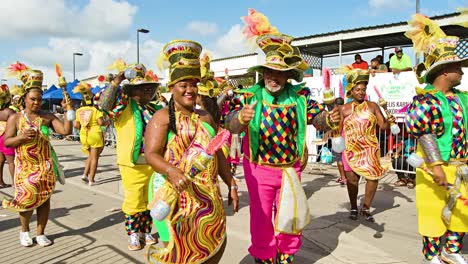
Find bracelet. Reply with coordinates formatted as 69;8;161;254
237;111;248;126
230;185;238;190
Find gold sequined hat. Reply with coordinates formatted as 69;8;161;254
158;40;202;86
73;81;94;105
198;53;220;98
405;13;468;84
345;69;370;97
247;33;308;82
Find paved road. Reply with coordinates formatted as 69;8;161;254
0;139;466;263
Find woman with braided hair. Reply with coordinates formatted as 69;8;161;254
3;66;72;247
145;40;237;264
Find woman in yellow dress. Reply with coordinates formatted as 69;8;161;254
73;82;104;186
340;69;394;222
145;40;236;264
3;66;72;247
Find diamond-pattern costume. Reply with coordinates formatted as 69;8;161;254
229;81;326;260
406;85;468;238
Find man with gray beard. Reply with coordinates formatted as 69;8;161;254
226;32;339;264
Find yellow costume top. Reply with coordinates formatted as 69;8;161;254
76;106;104;154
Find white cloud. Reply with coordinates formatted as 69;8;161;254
214;24;253;57
11;37;165;86
0;0;137;41
186;21;219;36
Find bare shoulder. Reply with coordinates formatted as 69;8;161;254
150;107;170;125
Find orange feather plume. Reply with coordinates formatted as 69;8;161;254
55;63;63;77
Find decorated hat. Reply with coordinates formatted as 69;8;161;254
107;59;160;93
345;69;370;97
405;13;468;84
0;84;11;109
73;81;94;105
6;62;43;99
198;53;220;98
158;40;202;86
121;64;160;93
242;9;308;82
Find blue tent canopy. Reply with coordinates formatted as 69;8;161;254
42;80;104;105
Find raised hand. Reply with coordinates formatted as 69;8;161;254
239;101;257;125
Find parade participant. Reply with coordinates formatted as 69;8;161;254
340;69;394;222
94;62;161;251
0;84;16;188
405;13;468;264
226;9;340;263
3;64;72;247
197;52;239;209
146;39;234;263
73;81;104;186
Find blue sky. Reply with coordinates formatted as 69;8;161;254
0;0;466;85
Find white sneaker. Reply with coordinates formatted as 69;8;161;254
128;233;141;251
441;247;467;264
36;235;52;247
144;233;157;245
19;232;33;247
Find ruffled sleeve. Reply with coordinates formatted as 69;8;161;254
405;93;444;138
94;87;129;120
297;87;325;124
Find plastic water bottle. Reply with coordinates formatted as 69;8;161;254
66;110;76;121
150;200;171;221
124;68;137;80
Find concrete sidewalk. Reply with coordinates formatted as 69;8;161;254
0;139;466;263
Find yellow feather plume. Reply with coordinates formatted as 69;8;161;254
107;58;127;72
404;13;446;54
156;50;170;71
455;8;468;28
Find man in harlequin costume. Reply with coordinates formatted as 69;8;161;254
405;13;468;264
226;9;340;264
94;63;162;251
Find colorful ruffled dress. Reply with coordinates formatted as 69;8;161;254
406;86;468;237
2;112;59;212
147;111;226;264
342;101;386;180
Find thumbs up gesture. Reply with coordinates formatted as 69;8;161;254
238;101;257;125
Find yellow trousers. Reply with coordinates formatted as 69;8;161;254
120;164;153;215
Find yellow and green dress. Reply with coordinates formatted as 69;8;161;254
2;112;61;211
147;111;226;264
406;85;467;239
76;106;104;154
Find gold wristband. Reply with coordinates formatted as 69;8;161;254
237;111;247;126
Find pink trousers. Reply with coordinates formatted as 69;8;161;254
243;158;302;260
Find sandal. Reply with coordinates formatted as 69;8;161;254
349;209;358;220
360;207;375;222
393;180;407;187
336;178;347;185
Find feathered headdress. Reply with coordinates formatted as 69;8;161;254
404;13;446;54
405;12;468;84
6;61;30;79
198;52;220;98
241;8;278;41
241;9;307;82
0;84;11;108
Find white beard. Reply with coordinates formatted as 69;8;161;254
265;83;284;94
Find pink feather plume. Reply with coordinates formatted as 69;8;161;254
373;85;383;99
322;68;331;90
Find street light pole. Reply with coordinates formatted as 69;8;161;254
73;52;83;81
137;28;150;64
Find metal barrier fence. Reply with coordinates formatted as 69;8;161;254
306;122;417;175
